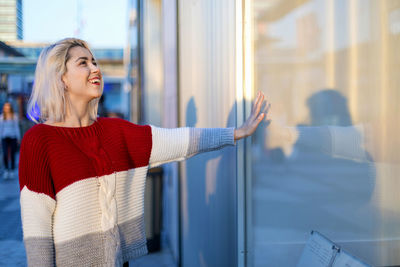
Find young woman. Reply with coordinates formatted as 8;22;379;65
0;102;20;179
19;38;268;267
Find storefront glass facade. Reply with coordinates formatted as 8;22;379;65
249;0;400;266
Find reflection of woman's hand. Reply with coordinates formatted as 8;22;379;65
264;113;299;156
234;92;269;141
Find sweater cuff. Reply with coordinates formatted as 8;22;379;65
187;127;235;156
222;127;235;146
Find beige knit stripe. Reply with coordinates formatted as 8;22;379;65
20;186;56;239
53;167;148;243
116;167;148;224
149;126;190;167
53;176;102;243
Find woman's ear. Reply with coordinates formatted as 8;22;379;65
61;75;68;90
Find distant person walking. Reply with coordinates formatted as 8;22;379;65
18;38;269;267
0;102;20;180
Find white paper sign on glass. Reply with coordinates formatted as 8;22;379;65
333;250;370;267
297;231;371;267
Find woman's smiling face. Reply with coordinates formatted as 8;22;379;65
62;46;103;103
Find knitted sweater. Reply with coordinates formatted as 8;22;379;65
19;117;234;267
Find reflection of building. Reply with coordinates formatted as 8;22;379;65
0;0;23;41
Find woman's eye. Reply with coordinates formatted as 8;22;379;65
80;61;87;65
93;62;97;66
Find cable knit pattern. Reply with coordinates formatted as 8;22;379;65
18;117;235;267
99;174;118;231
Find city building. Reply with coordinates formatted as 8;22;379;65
0;40;31;132
0;0;23;41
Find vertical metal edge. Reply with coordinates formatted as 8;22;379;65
243;0;254;266
176;0;182;266
235;0;246;266
137;0;144;124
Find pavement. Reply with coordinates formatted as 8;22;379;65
129;248;176;267
0;169;26;267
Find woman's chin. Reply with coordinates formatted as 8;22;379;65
89;90;103;100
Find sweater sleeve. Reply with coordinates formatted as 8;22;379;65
148;126;235;167
19;127;56;267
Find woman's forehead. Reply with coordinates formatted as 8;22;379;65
68;46;94;59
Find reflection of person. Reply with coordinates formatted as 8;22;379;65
265;90;372;162
258;90;376;265
18;38;268;267
0;102;21;180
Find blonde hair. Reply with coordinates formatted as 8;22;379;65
28;38;103;123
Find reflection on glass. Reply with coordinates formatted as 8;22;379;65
250;0;400;266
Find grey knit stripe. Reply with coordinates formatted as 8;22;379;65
23;216;147;267
24;237;55;267
120;216;148;262
187;127;235;156
55;231;107;266
119;215;147;252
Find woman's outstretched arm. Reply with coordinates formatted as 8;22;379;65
148;92;268;167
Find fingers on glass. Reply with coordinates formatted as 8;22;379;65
254;92;264;115
263;102;271;114
258;113;265;121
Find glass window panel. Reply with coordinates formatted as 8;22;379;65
249;0;400;266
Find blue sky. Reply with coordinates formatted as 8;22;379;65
23;0;128;48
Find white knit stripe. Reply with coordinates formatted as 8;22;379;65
116;166;148;224
53;167;148;244
20;186;56;239
53;176;103;243
149;126;190;167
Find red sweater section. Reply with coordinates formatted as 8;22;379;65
18;118;152;199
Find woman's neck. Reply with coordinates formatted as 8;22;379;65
58;116;94;127
62;97;92;127
45;106;93;128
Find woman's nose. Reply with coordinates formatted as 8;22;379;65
90;63;100;73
